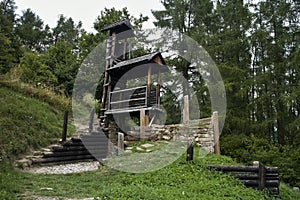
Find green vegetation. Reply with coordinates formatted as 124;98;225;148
0;0;300;199
0;85;73;161
2;154;297;200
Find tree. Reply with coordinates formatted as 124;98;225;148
15;9;49;52
44;40;79;96
0;0;16;22
19;52;57;86
0;3;21;74
52;15;83;47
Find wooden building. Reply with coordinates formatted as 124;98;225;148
99;21;168;145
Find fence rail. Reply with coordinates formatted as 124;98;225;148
207;163;280;196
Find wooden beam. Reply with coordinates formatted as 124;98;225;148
213;111;220;155
118;132;124;151
61;111;68;142
183;95;189;124
157;69;161;106
140;108;146;139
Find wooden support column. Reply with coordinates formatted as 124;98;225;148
89;108;95;133
61;111;68;142
157;69;161;106
213;111;220;155
183;95;189;124
118;132;124;151
258;162;266;190
147;66;152;105
140;108;146;139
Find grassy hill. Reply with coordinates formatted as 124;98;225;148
0;84;299;200
0;84;72;162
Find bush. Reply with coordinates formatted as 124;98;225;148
221;134;300;187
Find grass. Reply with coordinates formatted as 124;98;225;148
0;86;74;162
0;83;300;199
1;154;283;200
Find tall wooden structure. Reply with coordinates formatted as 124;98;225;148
99;21;167;144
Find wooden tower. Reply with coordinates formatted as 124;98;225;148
99;21;167;147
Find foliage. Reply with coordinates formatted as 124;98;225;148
0;86;74;162
0;154;282;200
221;134;300;187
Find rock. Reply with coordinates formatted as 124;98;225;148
136;147;144;151
162;135;171;140
40;187;53;191
293;187;300;192
141;143;155;148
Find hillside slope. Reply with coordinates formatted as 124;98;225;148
0;85;299;200
0;85;71;161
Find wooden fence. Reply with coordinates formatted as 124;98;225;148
207;163;279;196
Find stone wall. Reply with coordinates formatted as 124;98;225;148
124;117;215;153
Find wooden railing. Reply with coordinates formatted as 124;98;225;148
109;85;158;111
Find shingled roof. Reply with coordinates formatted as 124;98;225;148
109;52;166;70
108;52;168;79
101;20;133;34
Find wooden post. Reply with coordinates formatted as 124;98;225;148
186;142;194;161
140;108;146;139
89;108;95;133
118;132;124;152
183;95;189;124
213;111;220;155
258;162;266;190
147;66;152;107
157;69;161;106
61;111;68;142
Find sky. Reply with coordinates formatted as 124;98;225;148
14;0;165;33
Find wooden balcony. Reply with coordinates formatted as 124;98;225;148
105;85;159;114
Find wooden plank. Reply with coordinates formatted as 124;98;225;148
140;108;146;139
42;150;91;158
258;162;266;190
183;95;189;124
212;111;220;155
61;111;68;142
118;132;124;151
231;173;259;180
207;165;259;172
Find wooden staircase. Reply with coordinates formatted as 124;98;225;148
17;133;108;167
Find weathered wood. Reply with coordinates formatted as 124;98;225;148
61;111;68;142
140;108;146;139
42;150;91;158
183;95;189;124
212;111;220;155
89;108;95;132
32;154;96;164
258;162;266;190
207;164;279;196
231;174;259;180
186;143;194;161
118;132;124;151
157;69;161;106
208;165;259;172
241;180;279;187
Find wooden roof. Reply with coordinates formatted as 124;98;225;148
108;52;168;78
101;20;134;38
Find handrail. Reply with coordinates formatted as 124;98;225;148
110;85;147;94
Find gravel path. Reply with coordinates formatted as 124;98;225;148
24;161;100;174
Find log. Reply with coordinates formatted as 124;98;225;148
240;180;279;187
42;150;91;158
32;154;96;164
231;173;258;180
207;165;259;172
